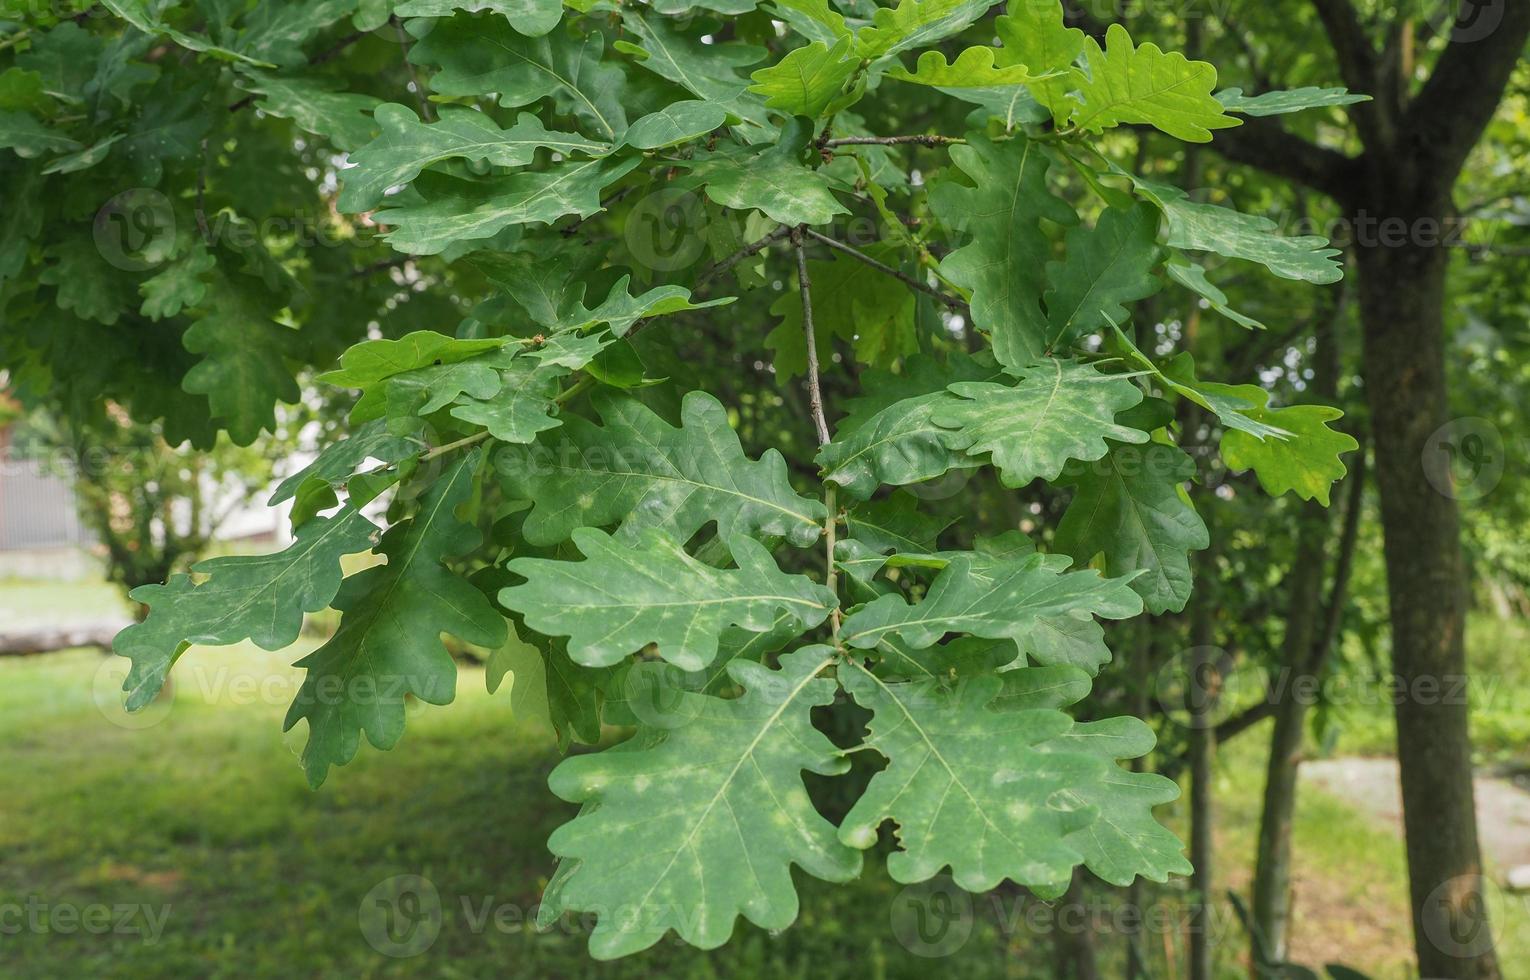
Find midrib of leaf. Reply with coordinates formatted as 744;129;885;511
1075;65;1211;132
531;459;821;534
1045;237;1143;348
630;649;836;917
483;33;618;139
1075;452;1177;591
850;661;1030;854
333;463;471;682
198;510;365;635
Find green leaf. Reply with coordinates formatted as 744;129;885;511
0;68;49;114
770;0;850;45
1043;202;1164;349
931;135;1077;370
854;0;995;59
840;550;1143;660
340;104;609;212
1055;434;1209;615
100;0;274;67
115;508;378;710
621;100;730;150
993;0;1084;122
233;71;382;151
1042;717;1193;884
765;242;918;379
138;243;215;320
846;493;953;556
617;9;766;126
748;37;860;118
320;330;507;419
270;418;419;506
374;156;642;255
931;359;1150;487
839;661;1184;890
501;528;836;671
687;120;848;227
182;279;302;446
818;352;1004;500
885;46;1048;89
543;648;861;958
1221;395;1357;505
1131;176;1343;284
1165;256;1265;330
393;0;565;37
447;346;571;443
412;21;628;141
498;389;827;549
1071;24;1240;142
0;110;81;158
39;238;135;325
1216;86;1370;117
284;455;507;787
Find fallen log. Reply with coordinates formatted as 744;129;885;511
0;621;130;656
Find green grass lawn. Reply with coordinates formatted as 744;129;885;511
1;585;1527;978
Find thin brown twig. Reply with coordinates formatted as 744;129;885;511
801;228;969;313
195;138;212;244
695;224;792;287
793;226;840;637
821;135;963;148
792;227;832;449
392;17;434;122
310;29;368;66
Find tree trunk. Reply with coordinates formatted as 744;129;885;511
1250;312;1355;963
1249;504;1327;966
1355;229;1498;979
1051;867;1099;980
1187;555;1218;980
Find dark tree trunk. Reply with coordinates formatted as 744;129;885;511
1249;502;1327;964
1187;561;1218;980
1354;225;1497;979
1051;867;1099;980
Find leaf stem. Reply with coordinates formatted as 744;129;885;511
792;228;832;449
801;228;969;314
793;226;841;637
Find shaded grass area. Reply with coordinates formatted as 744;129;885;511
1;584;1527;978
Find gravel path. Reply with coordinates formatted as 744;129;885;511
1303;757;1530;878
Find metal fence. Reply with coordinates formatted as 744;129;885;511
0;464;92;551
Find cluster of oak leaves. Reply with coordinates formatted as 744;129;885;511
9;0;1367;960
